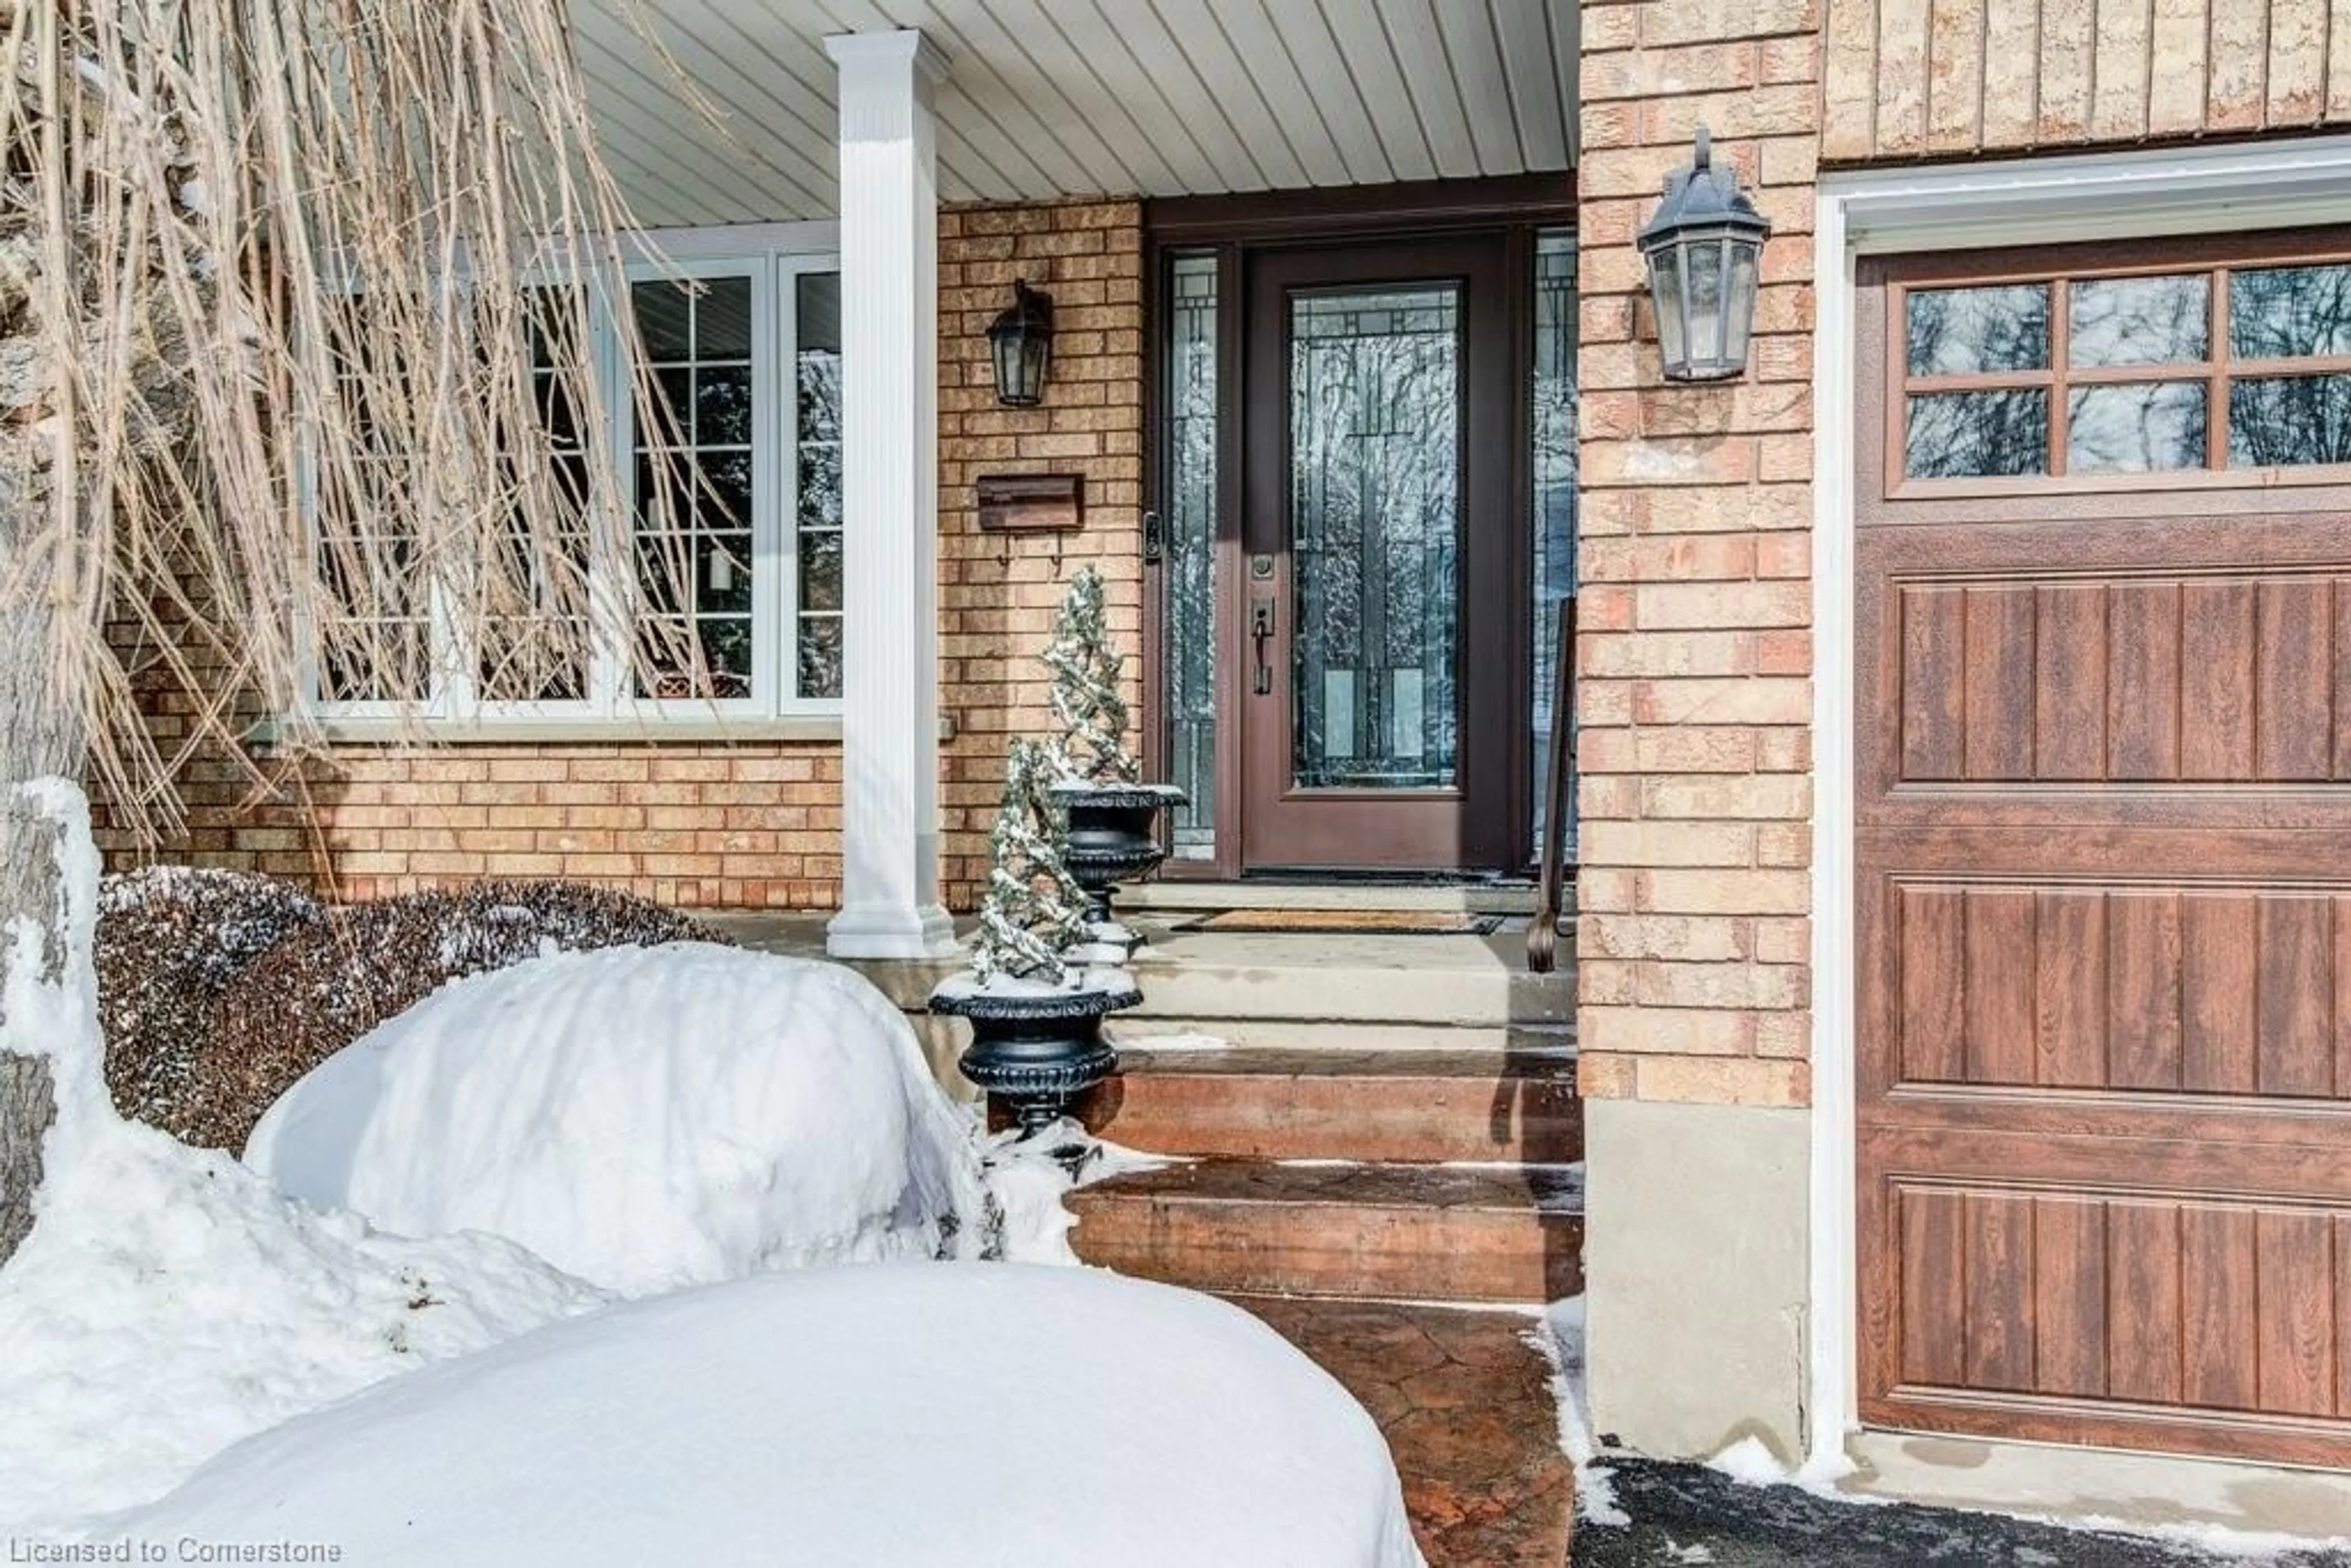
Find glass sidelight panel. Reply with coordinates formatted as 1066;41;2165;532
1164;253;1220;858
1288;284;1463;790
1531;230;1578;858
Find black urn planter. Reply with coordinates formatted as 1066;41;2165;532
1048;782;1186;954
929;972;1144;1136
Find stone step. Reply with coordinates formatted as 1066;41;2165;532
1068;1158;1584;1305
1074;1045;1583;1165
1224;1294;1575;1568
1114;1018;1577;1053
1123;927;1575;1029
1122;879;1556;917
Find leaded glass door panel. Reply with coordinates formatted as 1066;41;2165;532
1239;238;1518;871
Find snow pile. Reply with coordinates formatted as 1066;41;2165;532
182;879;728;1150
0;784;604;1529
247;942;990;1294
0;1122;607;1528
980;1117;1169;1265
1529;1296;1629;1528
124;1263;1428;1568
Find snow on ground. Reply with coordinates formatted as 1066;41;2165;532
981;1116;1169;1265
119;1262;1428;1568
1528;1295;1630;1528
246;943;990;1295
0;783;605;1529
0;1121;608;1528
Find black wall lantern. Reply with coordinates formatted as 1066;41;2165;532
1638;127;1771;382
987;279;1055;407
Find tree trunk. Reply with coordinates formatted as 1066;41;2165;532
0;490;87;1267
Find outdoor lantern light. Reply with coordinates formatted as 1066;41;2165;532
987;279;1054;407
1638;126;1771;381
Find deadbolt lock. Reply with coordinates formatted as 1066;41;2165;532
1248;552;1275;580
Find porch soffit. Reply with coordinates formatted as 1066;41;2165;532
574;0;1578;230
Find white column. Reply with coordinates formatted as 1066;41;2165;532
825;28;957;960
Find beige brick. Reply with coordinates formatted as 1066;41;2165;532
1635;581;1811;630
1635;960;1810;1009
1635;1056;1810;1107
2038;0;2097;140
1580;913;1752;964
2090;0;2153;140
1640;772;1812;820
1641;868;1812;915
1821;0;1880;157
1581;1005;1757;1056
2148;0;2214;136
2271;0;2331;120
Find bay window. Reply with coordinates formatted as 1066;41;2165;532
307;240;844;724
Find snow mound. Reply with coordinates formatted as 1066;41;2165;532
0;1118;606;1529
127;1263;1427;1568
246;943;989;1294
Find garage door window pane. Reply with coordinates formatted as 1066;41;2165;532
1908;285;2050;375
2229;375;2351;468
2230;265;2351;360
2069;383;2207;473
2070;274;2209;367
1908;388;2049;478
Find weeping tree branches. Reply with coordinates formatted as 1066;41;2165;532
0;0;676;1267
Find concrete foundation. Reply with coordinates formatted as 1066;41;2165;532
1585;1098;1810;1466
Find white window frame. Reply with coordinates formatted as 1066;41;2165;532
297;221;842;733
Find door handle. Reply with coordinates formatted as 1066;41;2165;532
1250;597;1275;696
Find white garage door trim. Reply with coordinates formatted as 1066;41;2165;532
1809;130;2351;1469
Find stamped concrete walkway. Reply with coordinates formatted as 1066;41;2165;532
1228;1294;1576;1568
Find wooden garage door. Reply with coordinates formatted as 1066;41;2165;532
1857;230;2351;1466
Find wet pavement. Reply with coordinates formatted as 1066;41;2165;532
1574;1457;2351;1567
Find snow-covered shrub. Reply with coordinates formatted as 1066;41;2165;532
174;880;729;1149
126;1264;1427;1568
95;866;324;1131
246;943;989;1295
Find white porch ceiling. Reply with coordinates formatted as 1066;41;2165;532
574;1;1577;228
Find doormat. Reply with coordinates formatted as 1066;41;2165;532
1174;909;1504;937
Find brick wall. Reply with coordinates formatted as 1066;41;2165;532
937;199;1146;905
1575;0;1821;1110
1823;0;2351;161
113;198;1147;914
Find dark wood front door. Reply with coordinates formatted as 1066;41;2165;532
1856;231;2351;1468
1235;236;1517;872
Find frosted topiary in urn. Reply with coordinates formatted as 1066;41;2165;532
1042;566;1139;785
969;740;1090;987
931;738;1140;1135
1040;567;1187;959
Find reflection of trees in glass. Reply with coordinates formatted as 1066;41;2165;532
2232;265;2351;359
2230;375;2351;467
2068;383;2206;474
1530;232;1577;856
1166;259;1218;852
1907;285;2049;375
2069;275;2207;368
1289;290;1460;787
1907;389;2049;478
797;324;844;700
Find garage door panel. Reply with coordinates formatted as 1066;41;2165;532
1872;1176;2351;1431
1869;874;2351;1098
1870;566;2351;792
